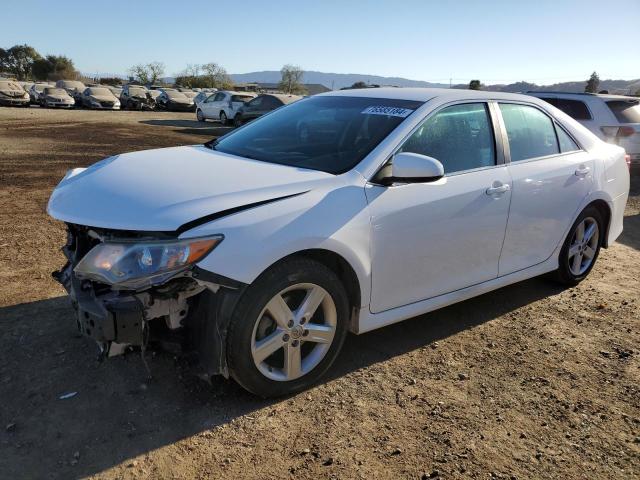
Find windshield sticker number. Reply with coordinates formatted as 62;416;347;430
361;106;414;117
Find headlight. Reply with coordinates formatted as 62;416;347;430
74;235;223;289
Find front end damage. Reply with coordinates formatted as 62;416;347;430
53;224;245;377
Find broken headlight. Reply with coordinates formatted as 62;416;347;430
73;235;223;289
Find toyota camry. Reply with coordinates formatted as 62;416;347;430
47;88;630;397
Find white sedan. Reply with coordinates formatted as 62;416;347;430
47;88;629;397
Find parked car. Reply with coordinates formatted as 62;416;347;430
108;86;123;98
79;87;121;110
120;84;155;110
233;93;302;126
528;92;640;165
28;82;50;104
156;89;195;111
0;80;30;106
193;90;216;108
55;80;86;104
147;90;161;102
39;87;75;108
196;90;256;124
19;81;34;92
47;88;629;397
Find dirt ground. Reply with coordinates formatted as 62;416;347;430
0;106;638;480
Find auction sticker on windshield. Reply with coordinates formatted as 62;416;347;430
361;106;414;117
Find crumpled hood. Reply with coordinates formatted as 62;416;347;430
0;88;26;97
47;145;333;232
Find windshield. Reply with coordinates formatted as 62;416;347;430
212;96;423;174
0;81;22;90
129;87;147;96
165;90;187;99
59;81;85;89
87;87;112;96
44;88;67;96
606;100;640;123
34;84;48;92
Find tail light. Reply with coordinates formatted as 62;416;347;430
625;154;631;170
601;126;636;138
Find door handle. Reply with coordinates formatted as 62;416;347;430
575;165;591;176
486;183;511;195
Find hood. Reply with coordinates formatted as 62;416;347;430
0;88;27;97
48;145;333;232
47;95;72;101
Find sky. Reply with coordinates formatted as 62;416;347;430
2;0;638;84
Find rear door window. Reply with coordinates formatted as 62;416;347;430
606;100;640;123
400;103;496;174
499;103;560;161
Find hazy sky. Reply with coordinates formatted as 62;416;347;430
2;0;638;83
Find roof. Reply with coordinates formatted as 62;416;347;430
321;87;546;103
528;91;639;101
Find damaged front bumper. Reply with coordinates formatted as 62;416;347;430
53;225;245;374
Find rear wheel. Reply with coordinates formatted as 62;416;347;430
227;257;349;397
219;111;228;125
555;206;603;285
234;114;243;127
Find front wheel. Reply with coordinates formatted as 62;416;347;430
555;206;604;285
196;108;205;122
226;257;350;397
233;114;243;127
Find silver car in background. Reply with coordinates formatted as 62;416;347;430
79;87;121;110
0;80;30;107
40;87;75;108
28;83;50;104
55;80;86;105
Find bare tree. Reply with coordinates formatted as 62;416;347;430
468;79;482;90
279;64;306;94
202;62;233;89
147;61;165;84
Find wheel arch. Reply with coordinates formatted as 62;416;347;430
585;198;612;248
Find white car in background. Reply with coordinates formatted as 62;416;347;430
28;82;50;104
196;90;256;124
528;91;640;165
193;90;216;108
47;88;629;397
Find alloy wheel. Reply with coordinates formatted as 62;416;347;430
567;216;599;276
251;283;337;382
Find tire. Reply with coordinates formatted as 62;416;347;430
233;115;243;127
227;257;350;397
554;206;604;285
220;111;228;125
196;108;205;122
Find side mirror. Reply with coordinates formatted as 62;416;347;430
381;152;444;185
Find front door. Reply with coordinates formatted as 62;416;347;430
367;102;512;313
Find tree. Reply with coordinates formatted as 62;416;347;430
279;64;306;94
468;79;482;90
2;44;41;80
32;55;77;81
585;71;600;93
350;81;368;89
202;62;233;89
128;62;165;85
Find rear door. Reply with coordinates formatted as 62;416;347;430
497;102;595;275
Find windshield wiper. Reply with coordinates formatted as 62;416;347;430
204;139;218;150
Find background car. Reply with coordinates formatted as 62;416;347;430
0;80;30;107
156;89;195;111
193;90;216;108
79;87;121;110
107;86;123;98
528;91;640;165
120;84;155;110
28;82;50;104
196;90;256;124
55;80;86;105
233;93;302;126
39;87;75;108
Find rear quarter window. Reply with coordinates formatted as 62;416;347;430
606;100;640;123
553;99;592;120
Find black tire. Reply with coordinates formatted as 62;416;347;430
220;111;228;125
233;114;243;127
554;206;604;286
227;257;350;397
196;108;205;122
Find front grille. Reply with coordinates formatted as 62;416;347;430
100;101;114;107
